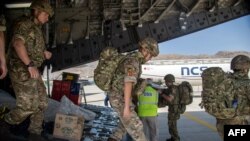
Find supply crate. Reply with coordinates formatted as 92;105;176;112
51;80;71;101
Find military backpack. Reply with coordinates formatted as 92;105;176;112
158;81;193;108
94;47;126;91
199;67;237;119
178;81;193;105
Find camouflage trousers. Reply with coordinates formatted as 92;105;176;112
216;116;248;139
5;76;48;135
108;92;148;141
168;111;180;141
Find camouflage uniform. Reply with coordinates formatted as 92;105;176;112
215;55;250;139
162;84;185;141
108;52;147;141
216;72;249;139
4;16;48;134
106;37;158;141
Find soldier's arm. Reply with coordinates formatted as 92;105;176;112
12;37;39;78
237;95;250;115
0;15;7;79
124;81;133;119
0;31;7;79
160;93;174;102
235;85;250;116
12;38;31;66
12;21;40;78
123;57;140;119
160;89;174;102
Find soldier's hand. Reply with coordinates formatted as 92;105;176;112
28;67;39;79
123;107;131;120
44;50;52;60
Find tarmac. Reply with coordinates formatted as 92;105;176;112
82;85;222;141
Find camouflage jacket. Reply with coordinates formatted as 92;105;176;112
8;16;46;81
110;52;145;94
162;84;180;105
231;72;250;116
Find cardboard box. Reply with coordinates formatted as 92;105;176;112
53;113;84;141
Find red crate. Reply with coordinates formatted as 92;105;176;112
52;80;72;101
51;80;62;101
61;81;71;98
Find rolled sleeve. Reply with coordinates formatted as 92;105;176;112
124;76;137;83
12;21;30;44
123;58;140;83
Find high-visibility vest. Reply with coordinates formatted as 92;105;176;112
138;85;158;117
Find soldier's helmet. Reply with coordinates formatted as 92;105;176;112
30;0;54;17
230;55;250;70
139;37;159;57
164;74;175;82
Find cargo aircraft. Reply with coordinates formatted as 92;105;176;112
0;0;249;72
0;1;250;141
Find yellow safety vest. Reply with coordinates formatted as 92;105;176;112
138;85;158;117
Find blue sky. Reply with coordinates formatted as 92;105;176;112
159;15;250;55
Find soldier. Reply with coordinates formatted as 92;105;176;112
0;14;7;79
216;55;250;139
107;37;159;141
4;0;53;137
160;74;186;141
